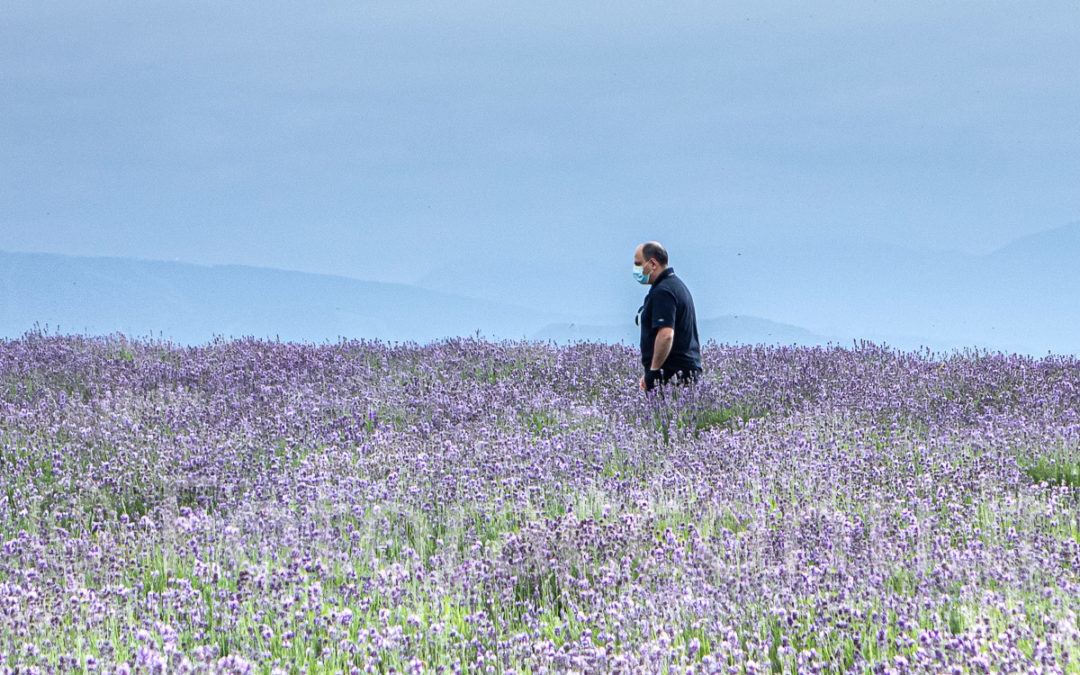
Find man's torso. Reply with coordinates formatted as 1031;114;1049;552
639;268;702;372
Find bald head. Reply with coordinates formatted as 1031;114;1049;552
635;241;668;266
633;241;670;285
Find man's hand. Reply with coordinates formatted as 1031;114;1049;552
641;369;663;391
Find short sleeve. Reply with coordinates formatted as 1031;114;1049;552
650;288;677;329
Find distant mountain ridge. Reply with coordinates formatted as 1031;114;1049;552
3;222;1078;355
0;251;555;344
536;314;831;347
1;250;829;347
419;223;1080;355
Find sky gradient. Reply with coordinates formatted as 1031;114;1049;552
2;1;1079;287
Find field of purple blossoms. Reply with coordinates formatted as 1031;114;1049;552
1;333;1079;675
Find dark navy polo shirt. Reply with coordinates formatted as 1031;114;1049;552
639;267;702;372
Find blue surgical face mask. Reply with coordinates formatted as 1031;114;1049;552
633;264;650;285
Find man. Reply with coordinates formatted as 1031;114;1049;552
634;241;702;391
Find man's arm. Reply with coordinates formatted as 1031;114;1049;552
650;326;674;370
639;327;675;390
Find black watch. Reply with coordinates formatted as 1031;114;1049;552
644;369;663;389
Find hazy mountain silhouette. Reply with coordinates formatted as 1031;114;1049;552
535;314;831;346
1;250;838;348
0;251;554;344
4;222;1078;354
421;223;1080;355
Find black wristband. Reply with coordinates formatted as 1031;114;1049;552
644;369;663;389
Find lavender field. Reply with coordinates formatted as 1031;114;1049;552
1;334;1079;674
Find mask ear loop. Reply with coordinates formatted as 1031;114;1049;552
635;305;644;326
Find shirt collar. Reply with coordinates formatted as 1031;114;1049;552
651;267;675;286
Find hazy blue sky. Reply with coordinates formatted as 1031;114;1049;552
2;1;1079;284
